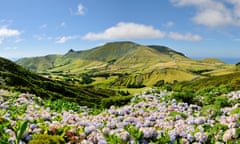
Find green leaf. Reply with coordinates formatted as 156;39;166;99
0;139;9;144
16;120;29;143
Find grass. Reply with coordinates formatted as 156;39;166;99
0;57;132;108
16;41;235;89
173;72;240;92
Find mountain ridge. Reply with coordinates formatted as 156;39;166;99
17;41;190;72
16;41;235;87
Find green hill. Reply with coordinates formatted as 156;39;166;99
174;72;240;91
17;54;61;72
0;57;131;107
16;41;235;88
17;41;189;72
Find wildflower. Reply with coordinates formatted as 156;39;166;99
84;125;96;135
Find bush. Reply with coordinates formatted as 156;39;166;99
154;80;165;87
214;96;230;107
200;104;221;118
170;89;196;104
100;96;132;108
29;134;65;144
202;123;228;143
125;125;143;142
127;83;145;88
169;111;188;119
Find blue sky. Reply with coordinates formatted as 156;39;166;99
0;0;240;62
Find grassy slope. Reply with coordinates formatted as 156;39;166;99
112;68;197;87
16;42;190;72
16;41;235;87
0;57;131;107
174;72;240;91
17;54;61;72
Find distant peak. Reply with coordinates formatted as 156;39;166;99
104;41;138;46
67;49;75;53
201;58;225;64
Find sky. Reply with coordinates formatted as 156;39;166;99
0;0;240;63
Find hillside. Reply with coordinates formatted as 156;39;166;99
17;41;235;87
17;41;189;72
173;72;240;91
0;57;131;107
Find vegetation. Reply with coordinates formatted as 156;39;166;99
125;125;143;142
0;117;10;144
0;57;131;108
29;134;65;144
173;72;240;92
154;80;165;87
13;120;29;144
236;62;240;66
0;41;239;143
16;41;235;88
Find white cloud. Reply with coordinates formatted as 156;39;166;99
170;0;212;6
192;9;233;27
56;36;79;43
168;32;202;41
34;34;52;41
83;22;165;40
0;27;21;37
56;22;66;30
4;46;17;50
165;21;175;27
15;38;23;43
77;3;85;15
83;22;201;41
233;38;240;41
0;19;13;26
60;22;65;27
227;0;240;18
0;38;3;44
40;24;47;29
170;0;240;27
0;26;21;44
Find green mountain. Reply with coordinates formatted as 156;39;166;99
17;41;235;87
0;57;131;107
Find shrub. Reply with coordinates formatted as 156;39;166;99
29;134;65;144
127;83;145;88
0;117;10;143
125;125;143;142
100;95;132;108
200;104;221;118
170;89;196;104
42;99;80;112
230;107;240;114
154;80;165;87
169;111;188;119
105;134;127;144
202;123;228;143
214;96;230;107
236;62;240;66
152;131;170;144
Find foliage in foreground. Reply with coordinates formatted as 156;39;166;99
29;134;65;144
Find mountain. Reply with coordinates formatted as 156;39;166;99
17;41;235;87
0;57;131;107
17;41;188;72
200;58;225;64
